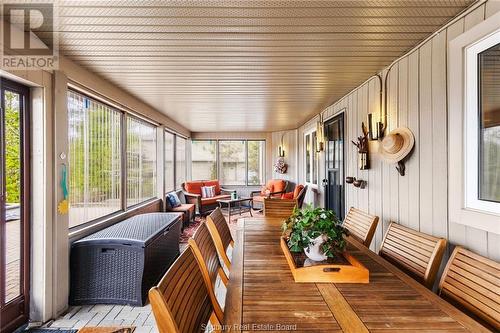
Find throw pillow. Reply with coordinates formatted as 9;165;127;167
166;192;182;208
281;192;294;199
201;185;216;198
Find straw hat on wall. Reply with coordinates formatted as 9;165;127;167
379;127;415;163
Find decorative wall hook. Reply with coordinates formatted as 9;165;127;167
396;160;406;176
346;176;367;189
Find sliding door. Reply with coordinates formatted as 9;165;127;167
0;78;30;333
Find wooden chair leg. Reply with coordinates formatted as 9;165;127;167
210;312;222;333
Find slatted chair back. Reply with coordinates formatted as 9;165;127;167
189;222;229;307
343;207;379;247
438;246;500;331
379;222;446;289
206;207;234;270
149;245;223;333
263;198;297;218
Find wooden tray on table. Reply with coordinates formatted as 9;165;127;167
280;237;369;283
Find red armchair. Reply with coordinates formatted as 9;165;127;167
250;179;288;210
182;180;233;215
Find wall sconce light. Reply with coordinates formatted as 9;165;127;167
278;134;285;157
367;113;383;141
316;114;325;153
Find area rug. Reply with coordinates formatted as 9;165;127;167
179;210;262;244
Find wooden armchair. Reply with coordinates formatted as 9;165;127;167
379;222;446;289
251;179;288;209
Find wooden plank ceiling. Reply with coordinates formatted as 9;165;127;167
58;0;475;132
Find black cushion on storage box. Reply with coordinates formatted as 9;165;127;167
70;212;182;306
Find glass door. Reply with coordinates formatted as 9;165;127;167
0;78;30;333
323;113;345;220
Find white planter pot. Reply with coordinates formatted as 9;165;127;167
304;234;328;261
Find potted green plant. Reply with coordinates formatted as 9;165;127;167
282;205;347;261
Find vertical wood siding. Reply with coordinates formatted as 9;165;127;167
291;1;500;261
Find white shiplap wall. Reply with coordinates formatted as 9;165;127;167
294;0;500;261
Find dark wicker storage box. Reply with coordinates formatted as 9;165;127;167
70;213;182;306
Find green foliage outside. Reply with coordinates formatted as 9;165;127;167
68;102;121;204
4;91;21;204
282;205;347;258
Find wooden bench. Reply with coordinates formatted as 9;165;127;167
343;207;379;247
438;246;500;331
379;222;446;289
263;198;297;218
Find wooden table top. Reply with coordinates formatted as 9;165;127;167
223;217;491;333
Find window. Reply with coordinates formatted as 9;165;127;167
191;140;217;180
478;43;500;203
305;130;317;186
68;90;122;227
449;18;500;234
190;139;265;185
126;116;157;207
175;136;187;188
219;141;246;185
247;140;266;185
164;131;174;192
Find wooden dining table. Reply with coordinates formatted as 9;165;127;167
223;217;490;332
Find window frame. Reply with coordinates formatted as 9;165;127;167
304;128;318;188
464;31;500;215
190;139;218;182
67;87;161;232
449;11;500;235
125;114;158;208
174;134;188;190
190;139;266;186
164;129;175;193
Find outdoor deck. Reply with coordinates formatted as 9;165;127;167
5;219;20;303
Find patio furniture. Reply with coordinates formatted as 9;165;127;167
165;190;195;229
250;179;288;210
182;180;232;215
379;222;447;289
439;246;500;331
70;213;182;306
224;216;488;332
263;198;297;218
217;197;253;221
188;222;229;310
281;184;308;208
206;208;234;270
343;207;379;247
149;245;223;333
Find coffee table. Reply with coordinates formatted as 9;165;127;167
217;197;253;221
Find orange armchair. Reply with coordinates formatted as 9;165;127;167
250;179;288;210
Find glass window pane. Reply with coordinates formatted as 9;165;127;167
175;136;187;188
305;134;311;183
164;131;174;192
247;141;265;185
3;90;22;302
479;43;500;203
68;90;122;227
312;131;318;184
192;140;217;180
219;141;246;185
126;116;157;207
